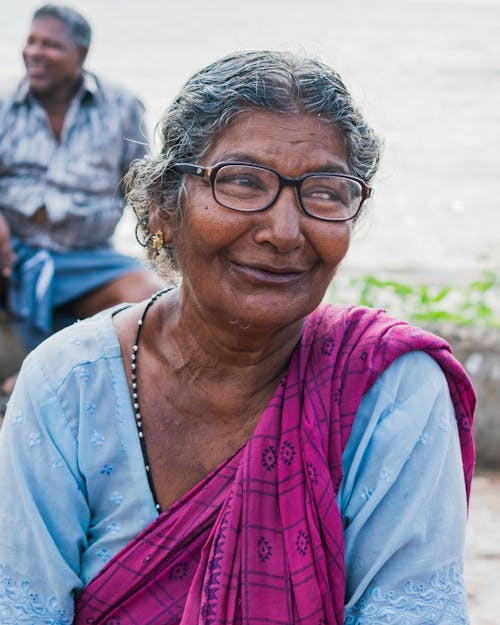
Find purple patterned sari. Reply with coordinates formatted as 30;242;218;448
75;305;475;625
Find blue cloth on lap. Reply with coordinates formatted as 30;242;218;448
6;236;145;349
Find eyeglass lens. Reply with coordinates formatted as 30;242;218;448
213;164;362;220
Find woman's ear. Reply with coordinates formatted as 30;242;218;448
148;205;173;245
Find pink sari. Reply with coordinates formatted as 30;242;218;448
75;305;475;625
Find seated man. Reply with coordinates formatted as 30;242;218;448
0;4;163;394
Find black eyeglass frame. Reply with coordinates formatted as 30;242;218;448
173;162;373;222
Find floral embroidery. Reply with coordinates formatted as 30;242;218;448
90;430;105;446
100;464;113;475
257;537;272;563
11;409;23;423
457;412;471;431
438;416;450;432
51;456;64;469
29;432;42;447
345;563;468;625
280;440;296;466
262;446;277;471
296;529;309;556
418;431;430;446
361;487;373;501
307;462;318;484
97;548;112;563
110;491;124;506
78;368;90;383
0;565;71;624
379;467;394;483
321;336;335;355
168;562;188;581
106;521;121;534
85;401;96;415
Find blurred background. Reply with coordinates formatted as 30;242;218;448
2;2;500;623
3;0;499;281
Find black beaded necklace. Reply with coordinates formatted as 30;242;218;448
130;288;173;514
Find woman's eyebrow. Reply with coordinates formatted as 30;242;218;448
210;152;260;164
210;153;350;174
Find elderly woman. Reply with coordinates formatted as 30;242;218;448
0;51;474;624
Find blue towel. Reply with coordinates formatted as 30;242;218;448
7;237;146;349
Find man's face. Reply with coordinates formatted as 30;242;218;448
22;16;86;97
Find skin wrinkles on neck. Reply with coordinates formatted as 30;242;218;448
114;292;288;510
148;293;304;396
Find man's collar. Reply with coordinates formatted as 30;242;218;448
13;78;31;104
80;71;98;97
13;70;98;104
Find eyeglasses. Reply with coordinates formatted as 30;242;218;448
174;161;372;222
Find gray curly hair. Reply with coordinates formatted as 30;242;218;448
126;50;382;280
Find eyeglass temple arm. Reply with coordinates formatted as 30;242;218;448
173;163;206;178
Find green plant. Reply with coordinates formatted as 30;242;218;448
327;271;500;328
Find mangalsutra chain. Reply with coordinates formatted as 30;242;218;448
131;288;173;513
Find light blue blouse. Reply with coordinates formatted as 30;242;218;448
0;309;469;624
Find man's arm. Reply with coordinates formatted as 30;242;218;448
0;85;17;278
0;212;15;278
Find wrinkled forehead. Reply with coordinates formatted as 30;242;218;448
207;110;346;160
202;108;346;160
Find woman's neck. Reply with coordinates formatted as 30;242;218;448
144;289;305;424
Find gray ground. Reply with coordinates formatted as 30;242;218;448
465;471;500;624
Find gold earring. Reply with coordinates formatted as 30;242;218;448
152;230;163;251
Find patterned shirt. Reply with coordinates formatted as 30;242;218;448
0;72;148;252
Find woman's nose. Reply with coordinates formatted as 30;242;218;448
253;186;304;252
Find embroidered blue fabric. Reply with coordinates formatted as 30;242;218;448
344;563;468;624
0;310;470;624
0;564;71;625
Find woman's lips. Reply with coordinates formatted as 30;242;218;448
231;261;309;285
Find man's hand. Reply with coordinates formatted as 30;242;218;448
0;213;15;278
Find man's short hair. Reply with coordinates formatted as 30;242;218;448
32;4;92;48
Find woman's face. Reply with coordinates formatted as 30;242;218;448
168;110;353;333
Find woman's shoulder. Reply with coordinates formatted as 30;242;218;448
371;349;449;402
309;303;408;333
4;307;131;444
308;303;452;370
21;306;125;392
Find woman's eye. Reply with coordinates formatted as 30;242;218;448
219;175;263;189
314;190;337;200
304;187;341;203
